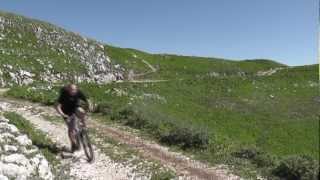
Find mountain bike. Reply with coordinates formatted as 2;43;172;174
70;114;94;162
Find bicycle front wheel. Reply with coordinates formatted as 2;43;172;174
80;129;94;162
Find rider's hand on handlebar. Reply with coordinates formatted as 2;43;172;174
87;100;94;113
79;120;86;128
62;115;69;122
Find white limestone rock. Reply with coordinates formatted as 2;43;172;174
0;133;15;143
15;135;32;146
0;162;29;180
0;174;9;180
2;154;30;167
38;158;53;180
0;122;18;134
0;116;9;123
3;145;18;153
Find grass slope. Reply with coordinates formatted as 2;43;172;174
6;64;319;177
2;11;319;179
0;12;85;78
0;11;119;85
106;45;286;80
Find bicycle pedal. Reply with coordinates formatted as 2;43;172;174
61;152;73;159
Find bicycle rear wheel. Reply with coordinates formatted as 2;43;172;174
80;129;94;162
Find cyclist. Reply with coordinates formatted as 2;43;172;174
55;84;90;153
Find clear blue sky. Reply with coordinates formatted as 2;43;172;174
0;0;318;65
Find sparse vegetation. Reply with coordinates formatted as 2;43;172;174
113;104;209;149
273;155;319;180
232;146;276;168
150;171;175;180
6;63;319;178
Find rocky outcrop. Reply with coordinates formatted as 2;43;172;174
0;115;54;180
0;12;125;86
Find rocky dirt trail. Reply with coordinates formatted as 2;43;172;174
89;121;240;180
0;97;241;180
0;99;151;180
140;59;157;73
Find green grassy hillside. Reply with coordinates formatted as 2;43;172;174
106;45;286;80
0;11;123;86
2;11;319;179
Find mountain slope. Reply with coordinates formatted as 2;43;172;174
105;45;286;80
0;11;288;87
0;11;124;86
1;11;319;179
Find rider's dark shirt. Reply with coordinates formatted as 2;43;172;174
57;87;87;116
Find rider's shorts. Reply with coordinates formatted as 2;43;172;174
67;107;86;132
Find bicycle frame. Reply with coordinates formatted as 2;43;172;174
69;114;94;162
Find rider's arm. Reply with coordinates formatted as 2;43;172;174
79;91;88;103
55;103;68;119
56;88;68;119
78;91;93;112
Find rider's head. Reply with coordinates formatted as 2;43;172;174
66;84;78;96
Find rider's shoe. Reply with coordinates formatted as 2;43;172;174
71;143;80;153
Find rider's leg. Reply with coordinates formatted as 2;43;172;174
67;115;79;152
75;107;86;126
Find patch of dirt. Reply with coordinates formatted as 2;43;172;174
256;67;284;76
0;88;9;95
141;59;157;73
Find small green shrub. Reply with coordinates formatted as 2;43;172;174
272;155;319;180
5;85;58;105
112;106;209;149
232;146;275;167
113;107;149;129
160;125;209;149
150;171;175;180
93;102;112;115
233;147;259;159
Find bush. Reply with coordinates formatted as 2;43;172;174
272;155;319;180
93;102;112;115
150;171;175;180
113;107;150;129
232;146;275;167
233;147;259;159
112;106;209;149
5;85;58;105
160;125;209;149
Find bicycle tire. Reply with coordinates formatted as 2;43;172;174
80;129;94;162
